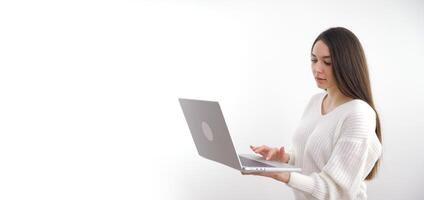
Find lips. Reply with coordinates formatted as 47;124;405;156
315;77;326;80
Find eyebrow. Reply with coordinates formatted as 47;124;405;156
311;53;331;59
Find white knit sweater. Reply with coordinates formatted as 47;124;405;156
287;92;382;200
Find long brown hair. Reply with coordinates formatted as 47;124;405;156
312;27;382;180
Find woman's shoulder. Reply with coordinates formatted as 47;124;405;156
309;91;326;104
345;99;376;119
304;92;326;110
339;99;381;149
339;99;377;137
298;92;325;119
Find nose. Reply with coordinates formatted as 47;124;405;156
312;61;324;75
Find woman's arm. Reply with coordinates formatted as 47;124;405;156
287;111;382;199
243;109;382;200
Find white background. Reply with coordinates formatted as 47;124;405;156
1;0;423;199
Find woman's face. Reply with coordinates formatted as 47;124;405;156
311;40;337;90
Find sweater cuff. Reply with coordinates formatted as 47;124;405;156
288;172;315;194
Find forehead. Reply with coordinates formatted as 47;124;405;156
312;40;330;57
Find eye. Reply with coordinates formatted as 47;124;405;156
311;58;318;63
324;61;332;66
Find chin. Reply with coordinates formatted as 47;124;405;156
316;84;328;90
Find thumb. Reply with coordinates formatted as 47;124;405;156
279;147;285;158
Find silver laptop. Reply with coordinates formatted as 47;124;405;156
179;98;301;173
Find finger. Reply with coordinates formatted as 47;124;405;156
242;172;276;179
254;145;268;153
253;146;261;153
274;147;283;159
241;172;260;176
266;148;277;160
254;148;269;157
252;145;264;151
257;172;277;178
277;147;284;159
280;146;285;153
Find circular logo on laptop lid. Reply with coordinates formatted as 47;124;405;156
201;121;214;141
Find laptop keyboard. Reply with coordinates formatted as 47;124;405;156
239;156;273;167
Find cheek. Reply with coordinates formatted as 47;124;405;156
324;67;333;78
326;68;337;85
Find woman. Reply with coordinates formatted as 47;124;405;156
242;27;382;200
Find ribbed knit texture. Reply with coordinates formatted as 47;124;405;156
287;92;382;200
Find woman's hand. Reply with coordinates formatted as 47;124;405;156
241;171;291;184
242;145;291;183
250;145;290;163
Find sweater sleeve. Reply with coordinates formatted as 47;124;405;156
287;109;382;200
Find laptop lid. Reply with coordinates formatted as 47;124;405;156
179;98;242;170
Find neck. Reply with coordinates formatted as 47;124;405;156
325;87;351;107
